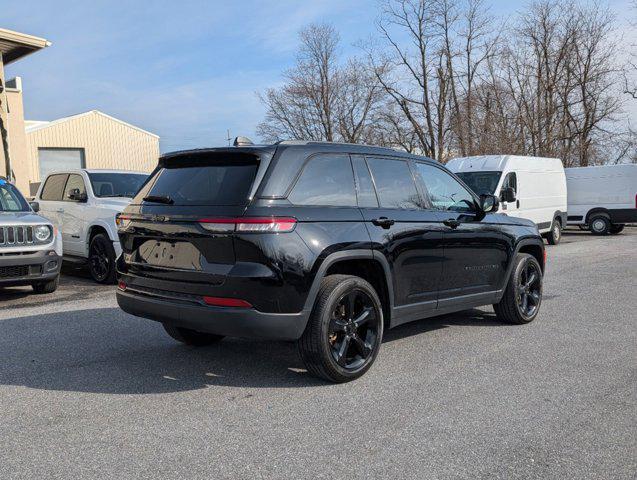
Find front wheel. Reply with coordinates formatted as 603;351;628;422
32;275;59;294
545;219;562;245
494;253;543;324
88;233;116;284
298;275;384;383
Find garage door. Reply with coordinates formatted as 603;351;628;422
38;148;86;181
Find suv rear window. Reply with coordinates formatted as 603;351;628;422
139;159;258;206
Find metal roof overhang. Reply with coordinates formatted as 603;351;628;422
0;28;50;65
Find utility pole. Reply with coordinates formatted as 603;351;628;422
0;53;12;181
226;129;231;146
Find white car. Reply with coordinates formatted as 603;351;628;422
446;155;568;245
35;169;148;283
565;164;637;235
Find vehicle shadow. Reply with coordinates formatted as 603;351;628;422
0;307;501;394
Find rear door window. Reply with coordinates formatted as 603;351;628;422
63;174;86;201
288;154;356;207
40;174;69;201
140;162;258;206
352;157;379;208
366;157;422;209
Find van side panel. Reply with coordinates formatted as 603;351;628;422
565;165;637;225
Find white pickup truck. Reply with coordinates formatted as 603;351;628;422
35;169;148;283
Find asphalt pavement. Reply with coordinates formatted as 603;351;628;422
0;228;635;479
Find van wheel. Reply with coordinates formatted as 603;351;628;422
88;233;116;283
298;275;383;383
545;219;562;245
162;324;225;346
609;224;625;234
589;215;610;235
32;275;59;294
494;253;543;324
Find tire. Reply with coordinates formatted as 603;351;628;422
493;253;543;325
545;218;562;245
162;324;225;346
88;233;116;284
32;275;59;294
589;214;611;235
298;274;384;383
609;224;625;235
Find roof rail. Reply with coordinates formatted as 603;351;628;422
275;140;405;152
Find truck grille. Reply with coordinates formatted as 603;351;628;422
0;265;30;279
0;226;35;246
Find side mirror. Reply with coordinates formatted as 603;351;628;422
29;201;40;212
68;188;88;202
480;194;499;214
500;187;516;203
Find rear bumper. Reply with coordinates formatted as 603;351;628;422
116;289;310;341
0;250;61;286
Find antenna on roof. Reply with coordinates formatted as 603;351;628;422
233;136;254;147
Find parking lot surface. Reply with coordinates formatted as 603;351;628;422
1;229;635;479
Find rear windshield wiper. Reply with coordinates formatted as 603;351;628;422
143;195;174;204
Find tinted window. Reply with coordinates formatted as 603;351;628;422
89;173;148;198
455;171;502;195
63;174;86;201
0;180;29;212
289;155;356;207
141;162;257;206
352;157;378;208
40;174;69;201
366;157;421;209
415;163;475;212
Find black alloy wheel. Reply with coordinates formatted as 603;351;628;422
298;275;384;383
493;253;543;324
88;233;116;284
328;289;380;371
516;258;542;320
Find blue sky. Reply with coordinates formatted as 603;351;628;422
4;0;635;152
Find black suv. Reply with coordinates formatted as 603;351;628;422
116;141;545;382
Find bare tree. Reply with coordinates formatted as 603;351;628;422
258;23;382;144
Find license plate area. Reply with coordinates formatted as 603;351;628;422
136;240;203;270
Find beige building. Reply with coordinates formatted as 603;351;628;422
1;27;160;196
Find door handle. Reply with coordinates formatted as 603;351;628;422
443;218;460;229
371;217;395;229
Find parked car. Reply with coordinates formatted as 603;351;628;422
446;155;567;245
35;169;148;283
116;141;546;383
565;164;637;235
0;177;62;293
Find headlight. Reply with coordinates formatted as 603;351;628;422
115;214;131;229
34;225;52;242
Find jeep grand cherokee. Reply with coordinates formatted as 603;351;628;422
116;141;545;382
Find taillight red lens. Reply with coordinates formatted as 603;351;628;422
202;296;253;308
118;281;127;291
199;217;297;233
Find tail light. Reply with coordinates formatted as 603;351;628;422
203;296;253;308
199;217;297;233
118;281;127;291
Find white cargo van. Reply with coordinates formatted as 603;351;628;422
446;155;567;245
565;164;637;235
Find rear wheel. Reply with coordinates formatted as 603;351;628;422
298;275;383;383
162;324;225;346
88;233;116;284
545;218;562;245
32;275;59;294
609;224;625;235
494;253;543;325
589;215;611;235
